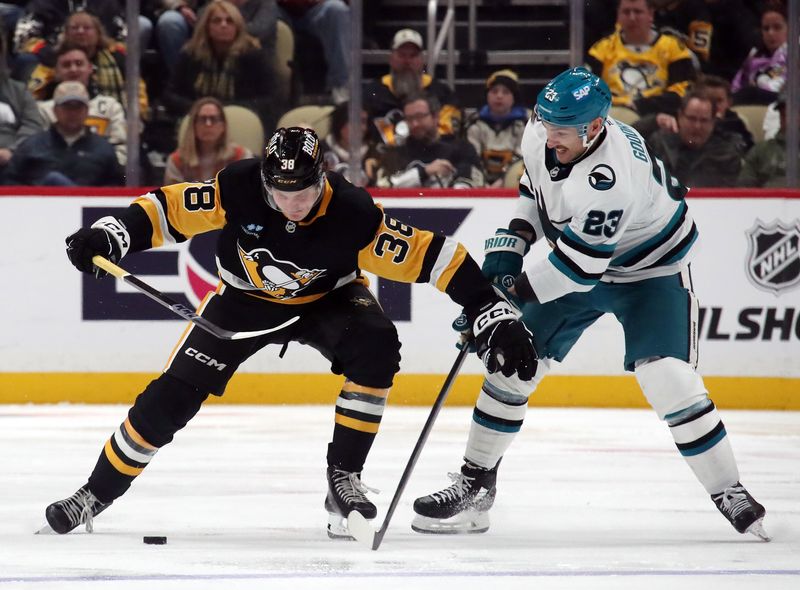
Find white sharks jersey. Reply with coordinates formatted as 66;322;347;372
514;117;698;303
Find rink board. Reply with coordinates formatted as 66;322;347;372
1;187;799;407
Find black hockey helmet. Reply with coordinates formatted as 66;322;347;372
261;127;324;193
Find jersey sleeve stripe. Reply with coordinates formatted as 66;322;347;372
548;248;602;285
416;234;445;283
153;188;188;243
134;190;186;246
519;182;536;200
612;201;687;267
561;226;615;258
649;222;699;267
432;239;466;291
555;239;613;276
132;194;167;248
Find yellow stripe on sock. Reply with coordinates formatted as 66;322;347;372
123;418;157;451
341;381;390;398
103;439;144;477
334;413;380;434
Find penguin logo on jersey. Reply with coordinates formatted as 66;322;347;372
237;243;326;299
588;164;616;191
616;61;659;96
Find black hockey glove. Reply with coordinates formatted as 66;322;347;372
466;297;537;381
66;217;129;278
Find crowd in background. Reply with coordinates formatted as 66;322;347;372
0;0;794;188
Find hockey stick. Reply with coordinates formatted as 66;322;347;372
91;255;299;340
348;344;470;550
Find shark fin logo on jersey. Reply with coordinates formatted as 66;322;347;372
237;243;326;299
588;164;616;191
745;219;800;295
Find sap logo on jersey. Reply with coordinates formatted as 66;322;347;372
185;348;227;371
588;164;616;190
572;85;591;100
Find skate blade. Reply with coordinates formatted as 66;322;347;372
746;518;771;542
411;510;489;535
35;523;55;535
347;510;378;549
326;511;355;540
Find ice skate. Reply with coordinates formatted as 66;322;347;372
711;482;770;541
412;461;497;534
324;467;378;539
40;485;112;534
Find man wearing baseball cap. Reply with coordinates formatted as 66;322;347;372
364;28;461;145
3;80;122;186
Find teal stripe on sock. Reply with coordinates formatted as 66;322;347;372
473;411;522;433
678;427;727;457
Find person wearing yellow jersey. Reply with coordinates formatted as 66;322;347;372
586;0;697;116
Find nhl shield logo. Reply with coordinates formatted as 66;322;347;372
745;219;800;295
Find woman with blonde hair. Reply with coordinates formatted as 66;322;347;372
165;97;253;184
163;0;277;130
28;10;149;118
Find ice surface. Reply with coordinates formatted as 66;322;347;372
1;405;798;590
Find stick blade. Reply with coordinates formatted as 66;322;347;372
346;511;379;550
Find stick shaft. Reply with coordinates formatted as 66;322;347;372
371;345;470;549
91;255;298;340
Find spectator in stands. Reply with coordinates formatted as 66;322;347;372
164;96;252;184
0;30;45;183
586;0;696;117
703;0;760;82
732;1;787;105
364;28;461;146
320;100;378;186
277;0;350;104
634;74;753;155
375;92;483;189
37;44;127;165
465;69;529;187
162;0;277;131
12;0;126;82
738;91;795;188
28;10;149;119
3;80;123;185
652;0;713;67
696;74;753;153
150;1;201;72
231;0;277;52
647;91;741;187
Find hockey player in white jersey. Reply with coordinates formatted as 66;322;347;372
412;67;770;541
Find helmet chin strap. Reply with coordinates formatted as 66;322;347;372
579;119;606;150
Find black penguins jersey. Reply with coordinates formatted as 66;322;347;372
115;160;493;308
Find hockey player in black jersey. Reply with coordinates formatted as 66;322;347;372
44;127;537;539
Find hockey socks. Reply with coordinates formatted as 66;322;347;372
463;380;528;469
666;400;739;494
327;380;389;471
87;418;159;503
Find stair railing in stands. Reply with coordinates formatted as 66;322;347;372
426;0;456;90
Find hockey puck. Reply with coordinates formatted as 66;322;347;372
143;536;167;545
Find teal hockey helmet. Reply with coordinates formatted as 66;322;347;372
536;67;612;135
